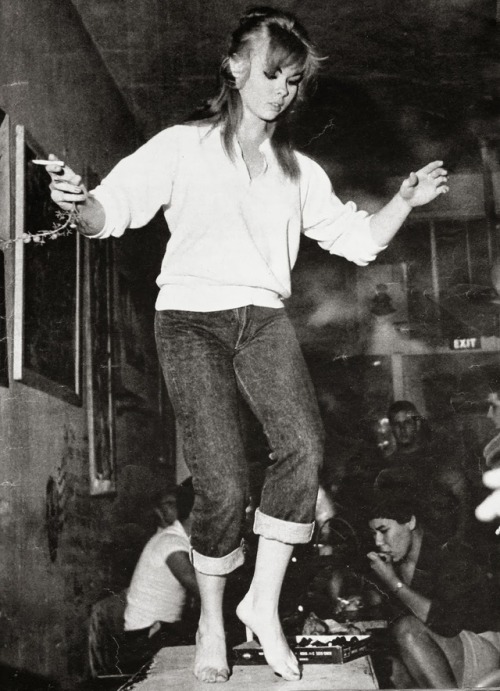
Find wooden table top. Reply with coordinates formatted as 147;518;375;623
119;644;379;691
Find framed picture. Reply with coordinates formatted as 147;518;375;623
0;249;8;387
0;113;10;387
0;112;10;244
85;233;117;495
13;125;82;404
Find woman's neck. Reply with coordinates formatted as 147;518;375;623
403;527;423;567
237;115;275;147
396;527;423;585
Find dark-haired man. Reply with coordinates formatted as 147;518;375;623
366;497;500;688
118;478;199;673
375;400;471;544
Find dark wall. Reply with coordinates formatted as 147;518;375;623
0;1;173;686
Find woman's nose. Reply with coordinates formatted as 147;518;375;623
276;80;288;96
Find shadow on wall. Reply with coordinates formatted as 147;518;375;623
103;464;172;590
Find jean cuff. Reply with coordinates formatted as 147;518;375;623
190;542;245;576
253;508;315;544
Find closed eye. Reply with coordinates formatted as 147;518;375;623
264;70;303;86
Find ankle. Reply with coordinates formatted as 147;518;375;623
238;593;278;620
198;615;225;635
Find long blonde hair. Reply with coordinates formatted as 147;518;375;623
190;7;323;180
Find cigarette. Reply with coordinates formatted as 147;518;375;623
32;159;65;166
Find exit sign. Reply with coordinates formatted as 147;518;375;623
450;337;481;351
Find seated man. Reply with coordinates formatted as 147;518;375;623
375;400;471;544
116;477;199;674
366;495;500;688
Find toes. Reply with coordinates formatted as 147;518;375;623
274;668;301;681
197;667;217;683
195;666;230;683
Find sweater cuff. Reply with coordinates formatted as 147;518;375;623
88;185;130;239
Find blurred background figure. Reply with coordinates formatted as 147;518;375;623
155;488;179;528
375;400;471;544
89;478;198;678
366;495;500;689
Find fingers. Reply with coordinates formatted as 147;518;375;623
429;167;447;178
45;154;87;210
475;489;500;522
50;184;87;207
402;162;449;201
483;468;500;489
476;469;500;521
46;153;81;185
418;160;444;175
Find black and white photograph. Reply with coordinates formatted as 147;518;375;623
2;2;500;690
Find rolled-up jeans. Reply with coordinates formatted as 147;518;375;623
155;306;324;576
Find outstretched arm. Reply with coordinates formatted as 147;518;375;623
370;161;449;247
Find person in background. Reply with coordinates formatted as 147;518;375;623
155;488;179;528
375;400;471;544
366;495;500;689
476;261;500;525
44;6;447;682
457;363;500;525
117;478;199;675
477;467;500;523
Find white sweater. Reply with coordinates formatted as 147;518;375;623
91;123;385;312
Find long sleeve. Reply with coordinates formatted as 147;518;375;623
299;155;386;266
90;125;181;238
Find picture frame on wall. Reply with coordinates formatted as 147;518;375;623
0;113;10;387
85;224;117;496
13;125;82;404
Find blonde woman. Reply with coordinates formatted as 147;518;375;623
46;7;448;682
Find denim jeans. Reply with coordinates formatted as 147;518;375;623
155;306;324;575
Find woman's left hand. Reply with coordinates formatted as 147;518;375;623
367;551;399;589
399;161;449;208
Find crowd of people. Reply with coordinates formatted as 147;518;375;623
89;386;500;688
40;5;500;688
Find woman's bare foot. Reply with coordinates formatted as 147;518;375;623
236;593;301;680
194;626;230;683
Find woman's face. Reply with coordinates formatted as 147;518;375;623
368;516;415;563
233;41;304;125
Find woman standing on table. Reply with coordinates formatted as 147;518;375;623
45;6;448;683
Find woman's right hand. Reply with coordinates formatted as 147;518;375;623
46;153;88;212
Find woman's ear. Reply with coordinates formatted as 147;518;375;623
408;515;417;531
228;55;248;89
